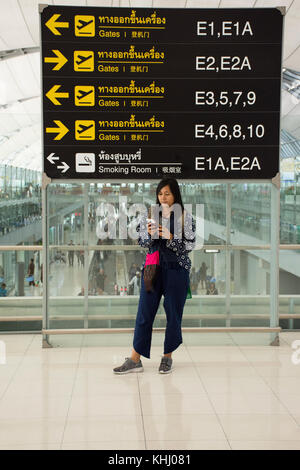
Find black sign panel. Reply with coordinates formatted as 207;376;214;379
43;44;282;78
40;5;283;179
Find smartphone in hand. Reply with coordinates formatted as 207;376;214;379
146;218;157;237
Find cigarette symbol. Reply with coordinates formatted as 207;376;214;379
75;153;95;173
80;156;92;166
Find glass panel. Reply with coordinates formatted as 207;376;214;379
88;182;157;246
48;183;84;246
48;247;85;296
0;249;42;332
88;248;145;296
0;249;42;297
45;182;278;336
231;183;271;244
279;249;300;295
186;183;226;245
179;249;227;328
280;144;300;244
279;249;300;330
0;164;42;245
190;249;225;294
280;186;300;243
88;182;223;246
48;246;85;329
231;248;271;327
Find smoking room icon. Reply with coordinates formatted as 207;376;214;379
74;15;95;37
74;51;94;71
76;153;95;172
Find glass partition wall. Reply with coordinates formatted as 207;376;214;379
42;180;281;347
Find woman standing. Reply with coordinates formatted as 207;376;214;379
113;178;196;375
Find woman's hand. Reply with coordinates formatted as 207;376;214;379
158;225;173;240
147;222;157;237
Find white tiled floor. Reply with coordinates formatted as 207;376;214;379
0;332;300;450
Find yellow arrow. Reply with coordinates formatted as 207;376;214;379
45;14;69;36
46;85;69;105
44;50;68;71
46;120;69;140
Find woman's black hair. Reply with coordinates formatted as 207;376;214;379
155;178;184;212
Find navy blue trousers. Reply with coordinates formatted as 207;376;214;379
133;264;189;359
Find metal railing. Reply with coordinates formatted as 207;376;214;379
0;244;300;347
0;245;299;326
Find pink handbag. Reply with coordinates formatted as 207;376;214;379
145;251;160;266
143;250;160;292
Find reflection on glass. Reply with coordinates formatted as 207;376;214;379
231;183;271;244
49;247;85;297
280;181;300;244
279;249;300;295
278;248;300;328
48;183;84;246
181;183;226;245
190;251;226;295
0;250;42;297
230;248;271;327
0;165;42;244
231;249;270;295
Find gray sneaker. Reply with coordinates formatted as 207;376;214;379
159;356;173;374
113;357;144;375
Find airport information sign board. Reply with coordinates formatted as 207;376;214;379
40;5;283;179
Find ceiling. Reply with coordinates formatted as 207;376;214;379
0;0;299;171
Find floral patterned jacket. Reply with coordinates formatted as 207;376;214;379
137;210;196;271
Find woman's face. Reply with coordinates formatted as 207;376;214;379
158;185;175;207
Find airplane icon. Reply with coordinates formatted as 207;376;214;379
77;19;94;30
77;123;93;134
75;120;95;140
76;54;93;66
74;15;95;37
74;86;95;106
74;51;94;71
77;89;93;100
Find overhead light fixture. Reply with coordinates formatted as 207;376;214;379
204;249;220;253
